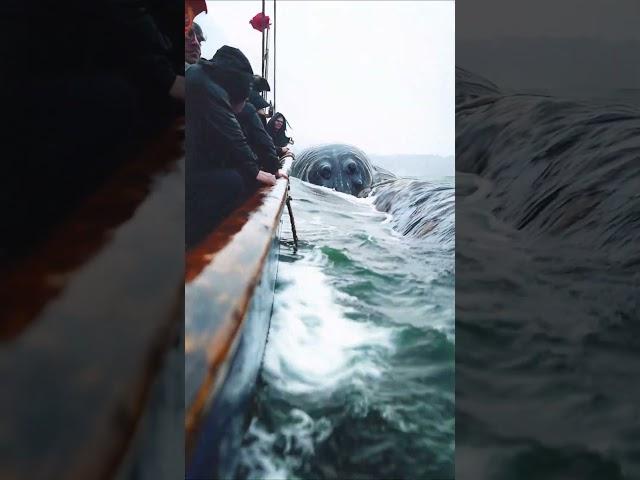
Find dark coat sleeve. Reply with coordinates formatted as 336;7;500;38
239;105;280;174
186;63;260;182
209;96;261;182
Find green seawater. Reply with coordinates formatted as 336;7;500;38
238;176;454;479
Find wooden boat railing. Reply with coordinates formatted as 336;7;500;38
185;157;293;476
0;120;185;480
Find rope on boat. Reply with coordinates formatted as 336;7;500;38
285;184;299;253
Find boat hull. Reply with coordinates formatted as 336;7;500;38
185;159;292;479
186;220;280;479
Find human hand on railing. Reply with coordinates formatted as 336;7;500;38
256;170;277;186
276;170;289;180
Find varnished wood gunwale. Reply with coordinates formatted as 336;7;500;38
185;158;292;462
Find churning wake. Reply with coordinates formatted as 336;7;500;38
237;172;455;479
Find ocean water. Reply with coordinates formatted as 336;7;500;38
236;169;455;479
456;67;640;479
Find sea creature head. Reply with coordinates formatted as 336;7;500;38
291;144;375;196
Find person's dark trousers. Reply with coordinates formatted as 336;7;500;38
186;169;247;249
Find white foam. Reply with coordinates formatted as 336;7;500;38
239;410;333;479
239;419;290;480
263;250;393;395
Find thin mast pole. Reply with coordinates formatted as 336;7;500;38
273;0;276;112
261;0;266;78
264;27;270;92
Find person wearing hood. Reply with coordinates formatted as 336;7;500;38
266;112;293;158
185;45;282;247
248;90;270;127
250;76;272;126
236;86;286;177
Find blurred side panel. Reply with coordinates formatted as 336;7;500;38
456;1;640;479
1;1;185;478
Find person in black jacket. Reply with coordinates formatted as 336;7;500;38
250;77;272;126
266;112;293;158
236;89;286;177
248;90;270;128
185;45;284;248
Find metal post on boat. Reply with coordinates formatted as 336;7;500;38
286;184;299;253
264;27;270;90
261;0;266;79
273;0;277;112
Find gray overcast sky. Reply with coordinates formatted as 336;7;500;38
195;1;454;156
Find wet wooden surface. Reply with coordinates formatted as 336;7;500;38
0;120;185;480
185;159;292;461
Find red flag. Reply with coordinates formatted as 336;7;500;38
249;12;271;32
185;0;207;34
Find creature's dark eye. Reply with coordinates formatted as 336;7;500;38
320;164;332;179
346;160;357;174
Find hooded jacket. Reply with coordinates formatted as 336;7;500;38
237;101;280;175
248;91;270;128
266;113;292;156
248;91;270;111
186;46;260;185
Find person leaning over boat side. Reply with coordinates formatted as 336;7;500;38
185;46;280;248
249;91;270;127
186;46;279;186
251;76;272;127
236;87;289;181
266;112;293;158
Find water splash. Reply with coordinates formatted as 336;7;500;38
263;250;394;396
238;175;454;479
